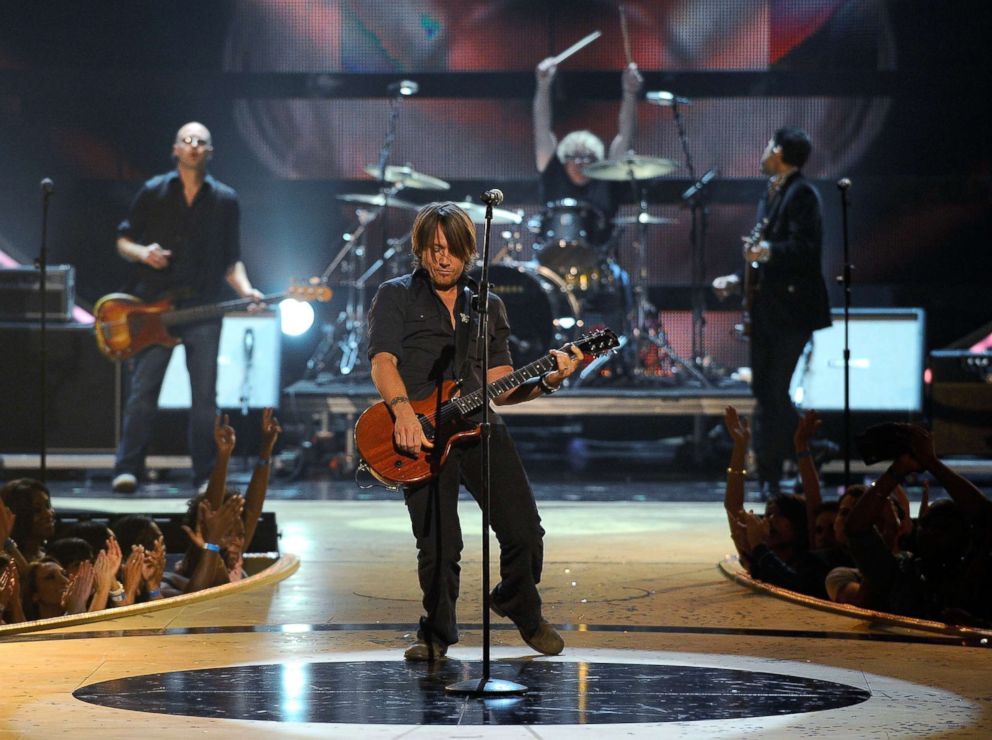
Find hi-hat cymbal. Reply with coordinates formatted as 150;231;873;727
583;154;679;181
363;164;450;190
613;214;678;226
337;193;421;211
452;200;523;225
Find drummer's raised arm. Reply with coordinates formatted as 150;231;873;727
534;57;558;172
609;63;643;160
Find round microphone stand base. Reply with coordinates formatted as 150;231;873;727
445;677;528;697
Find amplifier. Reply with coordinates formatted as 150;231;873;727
0;265;76;321
930;350;992;456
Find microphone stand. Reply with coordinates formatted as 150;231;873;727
837;179;853;490
240;328;254;471
446;195;527;697
669;100;716;381
38;179;54;481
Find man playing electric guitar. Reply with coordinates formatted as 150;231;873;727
712;127;831;496
111;121;264;494
367;201;583;662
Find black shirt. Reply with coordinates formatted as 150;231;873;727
117;171;241;307
367;269;512;413
539;156;622;246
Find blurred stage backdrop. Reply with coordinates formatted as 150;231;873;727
0;0;989;386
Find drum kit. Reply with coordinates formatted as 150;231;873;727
304;149;706;386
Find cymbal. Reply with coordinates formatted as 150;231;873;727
363;164;450;190
451;200;523;225
613;214;678;226
583;154;679;181
337;193;421;211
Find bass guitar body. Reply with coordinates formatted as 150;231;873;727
94;293;180;361
93;281;332;361
354;380;480;488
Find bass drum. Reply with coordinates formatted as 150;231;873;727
481;262;582;367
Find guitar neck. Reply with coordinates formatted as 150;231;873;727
449;355;558;415
161;292;286;327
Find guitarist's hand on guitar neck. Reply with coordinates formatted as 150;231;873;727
541;346;585;390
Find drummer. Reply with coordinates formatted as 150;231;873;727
533;57;643;245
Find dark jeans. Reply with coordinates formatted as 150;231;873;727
750;322;811;490
114;321;222;484
404;423;545;647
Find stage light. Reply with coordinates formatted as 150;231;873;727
279;298;315;336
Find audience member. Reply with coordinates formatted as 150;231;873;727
844;425;992;625
45;537;95;577
167;408;280;594
1;478;56;576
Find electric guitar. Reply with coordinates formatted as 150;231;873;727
354;329;620;488
739;217;768;338
93;280;332;361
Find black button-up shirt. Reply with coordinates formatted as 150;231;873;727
367;269;512;410
117;170;241;307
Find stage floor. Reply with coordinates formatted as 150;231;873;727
1;475;990;738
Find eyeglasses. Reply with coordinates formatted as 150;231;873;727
565;154;596;164
179;135;212;149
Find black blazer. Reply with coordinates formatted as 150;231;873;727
752;172;832;333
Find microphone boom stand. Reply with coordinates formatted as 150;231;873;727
446;195;527;697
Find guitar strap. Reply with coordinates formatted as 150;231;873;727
453;280;477;386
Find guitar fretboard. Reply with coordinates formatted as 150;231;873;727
449;355;558;416
160;292;288;327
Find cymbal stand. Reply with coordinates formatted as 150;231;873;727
307;85;410;382
624;162;708;386
305;205;383;381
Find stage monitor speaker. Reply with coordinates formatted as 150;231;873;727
157;312;281;409
789;308;925;413
0;322;120;452
0;265;76;321
929;350;992;456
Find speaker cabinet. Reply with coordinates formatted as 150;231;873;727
790;308;925;412
0;322;120;452
930;350;992;456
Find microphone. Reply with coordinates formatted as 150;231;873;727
40;178;54;195
387;79;419;96
480;189;504;206
681;167;719;201
645;90;691;106
837;178;852;191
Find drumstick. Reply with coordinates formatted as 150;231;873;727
618;4;634;66
550;30;602;66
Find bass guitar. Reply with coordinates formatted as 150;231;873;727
93;281;332;361
739;217;768;338
354;329;619;488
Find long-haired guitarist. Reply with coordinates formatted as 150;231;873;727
111;122;264;495
367;201;583;662
712;127;831;496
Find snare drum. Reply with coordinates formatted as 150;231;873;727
480;262;581;367
533;198;608;287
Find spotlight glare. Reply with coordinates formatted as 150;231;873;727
279;298;315;336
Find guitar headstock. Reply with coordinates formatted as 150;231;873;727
288;279;333;302
569;328;620;357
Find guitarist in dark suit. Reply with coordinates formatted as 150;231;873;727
111;122;263;494
367;201;582;661
713;127;831;495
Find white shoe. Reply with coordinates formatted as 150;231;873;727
112;473;137;493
